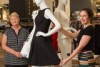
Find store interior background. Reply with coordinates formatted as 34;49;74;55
0;0;100;30
0;0;100;29
0;0;100;67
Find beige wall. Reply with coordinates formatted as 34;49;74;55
91;0;98;15
44;0;53;11
0;0;9;5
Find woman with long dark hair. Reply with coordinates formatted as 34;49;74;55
60;8;95;67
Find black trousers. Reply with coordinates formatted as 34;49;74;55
5;65;28;67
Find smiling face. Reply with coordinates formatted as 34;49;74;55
79;10;90;25
34;0;42;6
9;13;20;26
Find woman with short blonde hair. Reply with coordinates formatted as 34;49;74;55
2;12;29;67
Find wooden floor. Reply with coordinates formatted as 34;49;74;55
0;47;4;67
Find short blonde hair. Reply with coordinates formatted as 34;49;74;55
8;12;20;26
9;12;20;19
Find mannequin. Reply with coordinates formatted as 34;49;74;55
28;0;61;67
34;0;61;37
54;0;74;67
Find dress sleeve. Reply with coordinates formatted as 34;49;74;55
83;26;94;37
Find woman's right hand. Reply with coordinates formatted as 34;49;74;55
14;52;23;58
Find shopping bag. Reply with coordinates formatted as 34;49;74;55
21;24;35;58
21;34;33;58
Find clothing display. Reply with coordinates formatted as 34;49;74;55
28;8;60;66
70;20;82;30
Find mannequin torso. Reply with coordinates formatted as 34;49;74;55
34;0;61;37
54;0;70;39
54;8;70;29
54;0;73;67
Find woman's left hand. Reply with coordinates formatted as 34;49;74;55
60;59;69;66
15;52;23;58
36;31;46;37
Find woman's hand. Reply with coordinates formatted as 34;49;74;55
60;59;69;66
36;31;46;37
14;52;23;58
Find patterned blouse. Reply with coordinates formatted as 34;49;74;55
4;27;29;65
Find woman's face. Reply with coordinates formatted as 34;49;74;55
34;0;42;6
10;16;20;26
79;11;90;25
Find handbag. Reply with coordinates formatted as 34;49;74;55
20;34;33;58
21;22;36;58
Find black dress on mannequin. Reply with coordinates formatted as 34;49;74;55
28;8;60;66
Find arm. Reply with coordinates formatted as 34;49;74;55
60;27;80;38
36;9;61;37
60;35;91;65
2;34;22;58
45;9;61;36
